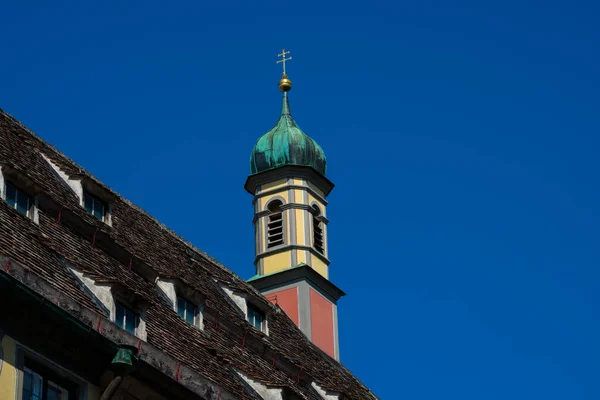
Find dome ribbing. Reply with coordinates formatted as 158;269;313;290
250;93;326;176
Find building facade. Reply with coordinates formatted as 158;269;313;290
0;62;374;399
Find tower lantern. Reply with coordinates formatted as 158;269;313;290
246;51;345;360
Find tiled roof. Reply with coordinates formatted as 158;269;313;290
0;108;377;400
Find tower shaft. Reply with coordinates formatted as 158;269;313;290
252;174;330;278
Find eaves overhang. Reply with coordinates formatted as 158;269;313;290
0;254;237;400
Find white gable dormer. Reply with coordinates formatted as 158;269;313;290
156;277;205;330
67;264;147;340
41;153;84;201
42;153;113;226
0;164;40;224
236;370;284;400
311;382;340;400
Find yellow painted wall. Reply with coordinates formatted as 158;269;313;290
0;335;100;400
296;249;308;265
257;216;265;253
262;251;292;275
286;210;292;244
0;335;17;400
259;178;287;193
259;190;289;211
295;209;305;245
311;257;329;279
293;189;305;205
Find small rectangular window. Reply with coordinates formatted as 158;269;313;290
22;358;77;400
247;304;265;331
177;297;198;326
83;192;106;221
115;302;138;335
5;182;31;217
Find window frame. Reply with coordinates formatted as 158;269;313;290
83;191;106;222
22;357;78;400
177;296;200;327
4;180;32;217
114;301;139;336
15;345;88;400
247;303;266;332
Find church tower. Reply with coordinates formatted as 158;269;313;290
246;50;345;360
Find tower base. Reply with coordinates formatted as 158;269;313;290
248;263;345;360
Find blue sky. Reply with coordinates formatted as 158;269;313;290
2;1;599;398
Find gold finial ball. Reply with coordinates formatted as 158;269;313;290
279;75;292;92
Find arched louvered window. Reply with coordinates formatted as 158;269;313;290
266;200;284;248
312;205;324;254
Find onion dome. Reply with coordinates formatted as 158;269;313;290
250;92;326;176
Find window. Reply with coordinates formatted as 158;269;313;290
248;304;266;331
5;181;31;217
266;200;284;248
22;358;77;400
115;302;138;335
312;205;324;254
83;191;105;221
177;296;199;326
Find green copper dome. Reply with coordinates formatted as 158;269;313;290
250;93;326;176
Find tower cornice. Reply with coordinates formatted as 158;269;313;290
252;183;328;207
248;264;345;303
245;165;334;196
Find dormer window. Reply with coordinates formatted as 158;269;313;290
156;278;204;330
5;181;32;217
266;200;284;248
247;304;266;332
84;191;106;221
312;205;324;254
115;301;138;335
177;296;200;326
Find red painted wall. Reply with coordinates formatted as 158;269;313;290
265;286;299;325
309;288;335;358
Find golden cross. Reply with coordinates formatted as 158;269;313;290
276;49;292;76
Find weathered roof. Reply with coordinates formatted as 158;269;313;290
250;94;327;176
0;108;376;400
